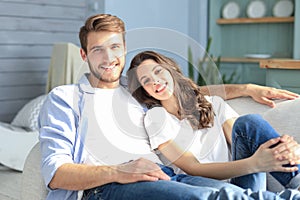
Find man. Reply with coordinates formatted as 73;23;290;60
39;14;300;200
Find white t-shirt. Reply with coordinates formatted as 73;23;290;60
144;96;239;173
83;86;161;165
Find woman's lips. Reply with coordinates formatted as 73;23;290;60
155;83;167;93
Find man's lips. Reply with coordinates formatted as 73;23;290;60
100;65;118;71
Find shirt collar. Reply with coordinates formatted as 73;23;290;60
78;73;128;94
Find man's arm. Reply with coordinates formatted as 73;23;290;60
49;158;170;191
200;83;299;108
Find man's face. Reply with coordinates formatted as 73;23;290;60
83;31;126;87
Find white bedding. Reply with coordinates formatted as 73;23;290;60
0;122;39;171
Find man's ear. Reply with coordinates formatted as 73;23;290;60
80;48;87;61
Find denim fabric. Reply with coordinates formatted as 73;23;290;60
82;164;300;200
231;114;300;191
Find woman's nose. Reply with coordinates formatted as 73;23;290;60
153;78;160;85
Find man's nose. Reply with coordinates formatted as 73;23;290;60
103;49;116;63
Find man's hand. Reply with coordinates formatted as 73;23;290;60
247;84;299;108
114;158;170;184
200;84;299;107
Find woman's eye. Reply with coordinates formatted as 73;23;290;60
143;78;151;85
155;68;162;74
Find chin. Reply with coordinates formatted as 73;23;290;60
102;74;121;83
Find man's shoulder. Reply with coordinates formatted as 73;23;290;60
46;84;82;107
50;84;80;96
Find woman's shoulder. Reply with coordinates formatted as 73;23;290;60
145;106;169;120
144;106;183;127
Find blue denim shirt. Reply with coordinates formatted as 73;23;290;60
38;74;130;200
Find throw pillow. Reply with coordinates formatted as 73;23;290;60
11;94;47;131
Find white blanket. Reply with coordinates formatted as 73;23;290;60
0;122;39;171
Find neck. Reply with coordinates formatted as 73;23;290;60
161;95;180;118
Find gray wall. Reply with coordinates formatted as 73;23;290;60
0;0;86;122
0;0;207;123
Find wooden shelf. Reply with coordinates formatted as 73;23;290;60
220;57;272;63
260;59;300;69
217;17;294;24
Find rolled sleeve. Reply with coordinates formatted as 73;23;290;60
144;107;180;150
38;86;81;188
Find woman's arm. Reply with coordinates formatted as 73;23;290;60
221;118;236;147
200;84;299;108
222;118;300;166
158;138;298;180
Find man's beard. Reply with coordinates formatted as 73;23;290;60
91;68;123;83
88;61;124;83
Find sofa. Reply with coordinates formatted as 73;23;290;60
0;42;85;200
14;96;300;199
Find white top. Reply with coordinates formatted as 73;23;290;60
144;96;239;173
84;86;162;165
39;75;161;200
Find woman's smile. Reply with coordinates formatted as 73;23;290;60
155;82;168;93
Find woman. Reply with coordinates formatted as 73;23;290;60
127;50;300;191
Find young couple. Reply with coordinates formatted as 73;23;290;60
39;14;300;200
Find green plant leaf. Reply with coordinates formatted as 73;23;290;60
187;37;238;86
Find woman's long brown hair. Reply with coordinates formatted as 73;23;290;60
127;51;214;130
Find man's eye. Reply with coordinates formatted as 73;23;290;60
93;48;103;53
112;44;120;49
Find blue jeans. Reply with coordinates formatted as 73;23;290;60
82;164;300;200
231;114;300;191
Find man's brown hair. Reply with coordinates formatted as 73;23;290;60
79;14;125;53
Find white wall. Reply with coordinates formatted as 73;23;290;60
105;0;189;35
104;0;208;75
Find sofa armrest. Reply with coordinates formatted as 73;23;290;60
226;97;272;116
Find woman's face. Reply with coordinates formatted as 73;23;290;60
136;59;174;101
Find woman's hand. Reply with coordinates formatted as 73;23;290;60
251;137;299;173
277;135;300;165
